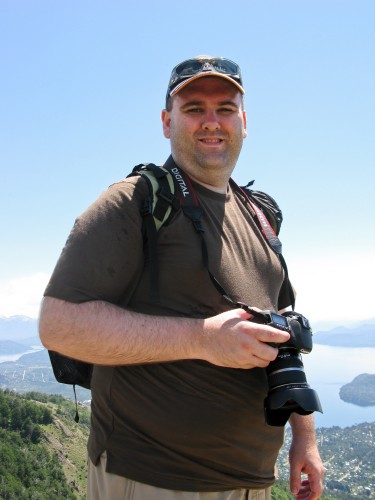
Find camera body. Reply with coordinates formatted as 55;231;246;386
255;310;312;353
244;306;323;426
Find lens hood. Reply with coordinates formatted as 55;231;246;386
264;385;323;426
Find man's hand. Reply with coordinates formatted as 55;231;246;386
289;414;325;499
201;308;290;369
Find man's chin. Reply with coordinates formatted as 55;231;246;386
195;152;237;171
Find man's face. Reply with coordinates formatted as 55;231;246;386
161;77;247;184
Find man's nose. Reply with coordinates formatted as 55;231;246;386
202;112;220;131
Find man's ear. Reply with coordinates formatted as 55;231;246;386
161;109;171;138
243;110;247;139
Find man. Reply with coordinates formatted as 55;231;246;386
39;56;324;500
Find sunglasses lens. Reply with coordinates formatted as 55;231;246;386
175;60;205;78
212;60;239;76
172;58;240;82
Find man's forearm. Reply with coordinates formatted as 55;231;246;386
288;413;324;499
39;297;201;365
39;296;293;369
289;413;317;441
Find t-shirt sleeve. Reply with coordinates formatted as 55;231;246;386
277;272;296;311
44;177;147;305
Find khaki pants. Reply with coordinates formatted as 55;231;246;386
87;453;272;500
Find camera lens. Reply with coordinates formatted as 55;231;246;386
266;348;306;387
264;347;322;426
246;307;323;426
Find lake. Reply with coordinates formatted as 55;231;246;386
1;346;374;429
302;345;375;428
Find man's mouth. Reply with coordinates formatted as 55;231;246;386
199;138;224;144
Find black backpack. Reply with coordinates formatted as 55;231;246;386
48;156;294;414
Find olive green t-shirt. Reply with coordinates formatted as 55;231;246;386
45;171;291;491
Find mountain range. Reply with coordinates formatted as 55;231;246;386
314;322;375;347
0;316;42;354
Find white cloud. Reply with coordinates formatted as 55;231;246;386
0;273;50;319
288;250;375;323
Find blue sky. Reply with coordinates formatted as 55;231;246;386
1;0;374;325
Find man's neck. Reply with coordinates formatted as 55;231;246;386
168;155;233;194
189;177;228;194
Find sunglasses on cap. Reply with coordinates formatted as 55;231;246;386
167;57;244;98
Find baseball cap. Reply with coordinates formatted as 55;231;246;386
166;56;245;104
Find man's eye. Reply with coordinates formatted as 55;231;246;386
186;108;202;113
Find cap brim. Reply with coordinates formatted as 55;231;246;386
169;72;245;97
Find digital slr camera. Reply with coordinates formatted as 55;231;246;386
245;306;323;426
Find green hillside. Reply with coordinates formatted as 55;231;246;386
0;389;89;499
0;389;373;499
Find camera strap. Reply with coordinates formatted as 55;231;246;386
162;156;295;311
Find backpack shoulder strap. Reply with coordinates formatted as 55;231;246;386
230;179;283;235
129;163;179;230
246;187;283;236
128;157;208;301
128;163;180;301
230;178;295;310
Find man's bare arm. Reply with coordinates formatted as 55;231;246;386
39;297;290;369
288;413;325;499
